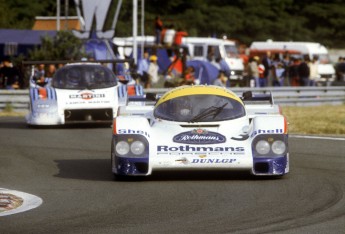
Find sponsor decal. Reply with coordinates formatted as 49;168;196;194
173;129;226;144
118;129;150;138
251;129;283;138
158;145;244;152
191;158;237;164
69;92;105;100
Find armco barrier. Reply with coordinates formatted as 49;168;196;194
0;90;29;112
145;86;345;106
1;86;345;112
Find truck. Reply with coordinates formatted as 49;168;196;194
249;40;336;85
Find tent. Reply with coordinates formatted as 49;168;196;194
186;60;219;85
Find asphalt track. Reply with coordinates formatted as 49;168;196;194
0;116;344;234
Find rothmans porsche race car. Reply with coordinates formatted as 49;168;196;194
24;59;143;125
111;85;289;178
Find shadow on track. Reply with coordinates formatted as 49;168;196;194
0;116;112;129
0;116;27;129
54;159;113;181
54;158;285;182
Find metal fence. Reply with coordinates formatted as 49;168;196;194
145;86;345;106
1;86;345;112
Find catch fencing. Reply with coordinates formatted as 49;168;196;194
1;86;345;112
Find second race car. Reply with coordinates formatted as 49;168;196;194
25;59;143;125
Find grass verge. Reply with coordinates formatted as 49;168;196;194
282;105;345;136
1;105;345;136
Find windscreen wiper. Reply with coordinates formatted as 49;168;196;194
189;103;228;122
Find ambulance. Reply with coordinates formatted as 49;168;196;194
182;37;245;82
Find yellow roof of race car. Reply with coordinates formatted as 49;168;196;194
155;85;244;106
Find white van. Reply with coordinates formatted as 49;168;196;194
249;40;335;84
113;36;244;82
182;37;244;81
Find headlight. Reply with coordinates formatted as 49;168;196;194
130;141;145;155
115;141;130;155
252;134;288;157
255;140;270;155
113;134;149;158
272;140;286;154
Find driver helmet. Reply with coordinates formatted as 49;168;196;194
178;96;193;116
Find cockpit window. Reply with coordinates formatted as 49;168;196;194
52;65;117;89
154;94;245;122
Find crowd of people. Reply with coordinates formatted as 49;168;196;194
154;16;188;48
2;15;343;90
0;56;23;89
245;51;320;87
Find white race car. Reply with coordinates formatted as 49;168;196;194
25;60;143;125
111;85;289;178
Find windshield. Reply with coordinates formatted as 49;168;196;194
154;94;245;122
224;45;239;58
52;65;117;89
314;54;331;64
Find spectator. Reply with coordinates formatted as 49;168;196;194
271;53;283;86
154;16;163;45
44;64;56;87
308;57;319;86
282;53;291;86
173;28;188;47
213;71;228;87
247;56;260;87
298;56;310;86
261;51;272;87
274;62;285;86
289;57;301;86
137;51;150;87
46;64;56;78
207;46;216;62
147;55;159;88
33;64;46;87
0;56;21;89
258;61;266;87
183;66;196;85
335;56;345;82
163;24;176;47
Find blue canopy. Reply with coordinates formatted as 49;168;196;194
186;60;219;85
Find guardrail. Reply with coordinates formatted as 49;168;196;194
1;86;345;112
146;86;345;106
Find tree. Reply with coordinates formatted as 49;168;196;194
28;31;86;60
2;0;345;47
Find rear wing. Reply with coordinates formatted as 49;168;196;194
241;91;274;105
22;58;136;77
118;93;158;116
241;91;281;117
22;59;138;87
